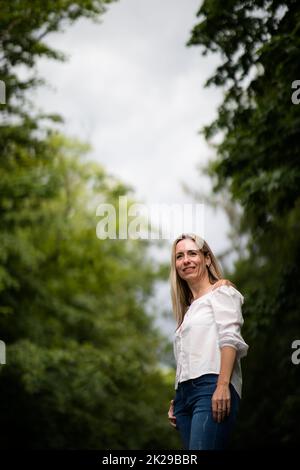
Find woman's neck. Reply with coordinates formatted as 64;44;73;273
188;278;213;301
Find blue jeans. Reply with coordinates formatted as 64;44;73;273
173;374;240;450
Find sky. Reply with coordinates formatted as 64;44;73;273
33;0;233;338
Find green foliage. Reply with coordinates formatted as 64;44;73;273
0;129;180;449
189;0;300;448
0;0;116;116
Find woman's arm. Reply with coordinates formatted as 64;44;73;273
217;345;237;386
210;286;248;422
212;346;237;423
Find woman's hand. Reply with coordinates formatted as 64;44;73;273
211;384;231;423
212;279;236;290
168;400;177;428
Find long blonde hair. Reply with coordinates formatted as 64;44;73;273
170;233;223;329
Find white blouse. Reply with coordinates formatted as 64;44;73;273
173;285;249;398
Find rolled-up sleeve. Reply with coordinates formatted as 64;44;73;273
210;286;249;360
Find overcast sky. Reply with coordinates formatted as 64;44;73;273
34;0;233;337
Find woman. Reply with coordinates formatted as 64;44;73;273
167;233;248;450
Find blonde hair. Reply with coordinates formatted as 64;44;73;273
169;233;223;329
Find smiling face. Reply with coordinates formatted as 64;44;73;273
175;238;210;282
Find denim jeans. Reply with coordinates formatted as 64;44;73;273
173;374;240;450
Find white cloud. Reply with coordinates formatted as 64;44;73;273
33;0;235;336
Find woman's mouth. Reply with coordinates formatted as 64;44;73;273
183;266;195;272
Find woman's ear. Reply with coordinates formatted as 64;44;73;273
205;253;211;268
